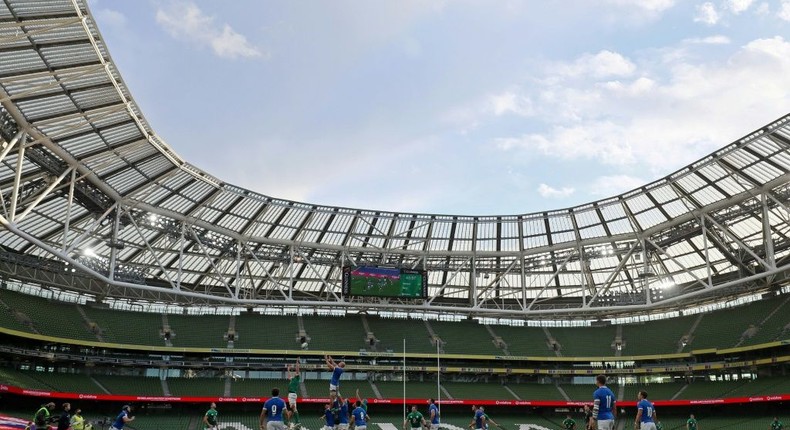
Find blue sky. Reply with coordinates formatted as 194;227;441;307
89;0;790;215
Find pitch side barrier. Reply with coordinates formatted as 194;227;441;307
1;384;787;407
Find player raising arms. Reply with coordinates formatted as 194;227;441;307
591;375;616;430
356;389;369;414
286;360;301;429
336;394;351;430
634;391;657;430
325;355;345;401
320;403;335;430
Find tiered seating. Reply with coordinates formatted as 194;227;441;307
167;377;225;396
690;298;781;350
559;384;618;401
167;314;230;348
301;315;366;352
508;383;565;401
742;298;790;346
726;376;790;397
301;378;370;398
429;320;495;355
442;381;513;399
484;325;552;356
0;298;33;333
233;313;300;350
375;381;440;399
549;326;616;356
83;306;163;346
621;315;697;355
92;374;163;395
230;378;276;397
0;367;54;390
31;372;103;393
675;380;746;399
366;317;434;353
0;290;96;341
622;383;684;401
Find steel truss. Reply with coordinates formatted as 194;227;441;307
0;0;790;318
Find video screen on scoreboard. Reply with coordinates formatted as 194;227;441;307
342;266;428;298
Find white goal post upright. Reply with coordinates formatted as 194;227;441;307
403;338;407;424
436;340;441;414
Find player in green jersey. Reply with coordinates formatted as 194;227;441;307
563;414;576;430
686;414;698;430
286;360;301;429
655;422;663;430
203;403;218;430
404;406;426;430
770;417;783;430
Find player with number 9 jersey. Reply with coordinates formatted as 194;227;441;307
262;388;287;430
351;401;368;430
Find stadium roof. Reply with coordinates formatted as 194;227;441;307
0;0;789;318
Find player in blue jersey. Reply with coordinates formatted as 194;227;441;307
336;394;351;430
320;403;335;430
350;401;369;430
428;399;440;430
591;375;616;430
468;405;486;430
261;388;287;430
325;355;346;401
634;390;657;430
111;406;134;430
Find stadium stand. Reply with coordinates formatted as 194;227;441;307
675;380;747;399
375;381;440;399
233;313;300;350
559;383;619;401
507;382;565;401
166;314;231;348
620;315;697;355
91;374;164;396
167;377;226;396
442;381;513;400
27;372;104;394
0;300;34;334
622;383;685;401
690;298;783;350
82;306;163;346
300;314;367;351
365;317;434;353
0;367;54;390
548;326;617;356
725;376;790;397
0;290;96;341
741;297;790;346
301;378;370;398
230;378;276;397
482;325;552;356
429;320;497;355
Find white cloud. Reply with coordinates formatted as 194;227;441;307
726;0;755;13
537;183;575;198
605;0;677;12
694;2;720;24
754;2;770;15
779;0;790;20
494;37;790;176
589;175;646;196
682;35;731;44
94;8;126;27
156;2;263;59
487;91;534;117
557;50;636;79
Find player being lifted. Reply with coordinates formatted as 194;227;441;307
591;375;616;430
404;405;426;430
634;391;657;430
325;355;345;401
286;360;301;429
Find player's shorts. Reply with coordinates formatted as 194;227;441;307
337;424;348;430
288;392;298;407
639;423;656;430
267;422;286;430
430;424;439;430
412;427;422;430
597;420;614;430
355;426;366;430
323;426;333;430
330;384;338;392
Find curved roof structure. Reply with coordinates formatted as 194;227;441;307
1;0;789;317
